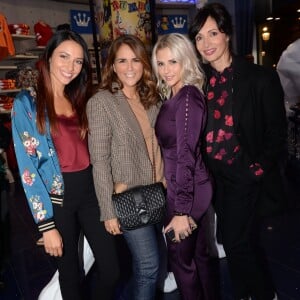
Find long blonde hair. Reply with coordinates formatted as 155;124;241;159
152;33;205;99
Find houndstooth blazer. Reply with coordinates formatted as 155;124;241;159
87;88;161;221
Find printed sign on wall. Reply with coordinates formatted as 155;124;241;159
156;15;188;35
71;10;97;34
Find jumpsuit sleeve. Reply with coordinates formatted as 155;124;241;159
174;86;207;214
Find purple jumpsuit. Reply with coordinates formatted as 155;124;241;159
155;85;217;300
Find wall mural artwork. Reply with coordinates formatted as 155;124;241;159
95;0;152;49
95;0;113;44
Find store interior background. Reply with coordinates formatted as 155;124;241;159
0;0;300;299
1;0;300;72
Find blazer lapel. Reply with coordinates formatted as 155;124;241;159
232;58;249;127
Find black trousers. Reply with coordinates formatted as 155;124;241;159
53;166;120;300
0;185;10;276
208;159;275;300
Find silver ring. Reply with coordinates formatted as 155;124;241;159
179;233;186;240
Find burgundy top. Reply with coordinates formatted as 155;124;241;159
52;114;90;172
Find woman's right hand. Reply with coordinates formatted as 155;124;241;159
164;215;191;243
43;229;63;257
104;218;122;235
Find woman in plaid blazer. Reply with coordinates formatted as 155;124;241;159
87;35;164;300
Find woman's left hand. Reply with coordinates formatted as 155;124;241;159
104;218;122;235
164;215;192;243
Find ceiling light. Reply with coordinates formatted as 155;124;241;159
262;27;270;41
262;32;270;41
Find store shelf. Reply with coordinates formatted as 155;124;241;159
0;109;12;114
0;66;18;70
1;54;39;62
0;89;21;94
11;54;39;60
28;46;45;52
0;33;38;114
11;34;36;40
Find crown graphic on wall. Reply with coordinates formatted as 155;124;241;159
171;17;186;29
73;13;90;27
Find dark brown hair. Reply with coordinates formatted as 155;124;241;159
100;34;159;109
189;2;234;55
36;30;92;138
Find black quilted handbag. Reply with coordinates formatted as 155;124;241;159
112;182;166;230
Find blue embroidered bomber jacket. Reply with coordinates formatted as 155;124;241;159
11;89;64;233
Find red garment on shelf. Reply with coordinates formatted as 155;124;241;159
8;23;30;35
34;21;53;46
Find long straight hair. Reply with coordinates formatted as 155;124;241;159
36;30;92;138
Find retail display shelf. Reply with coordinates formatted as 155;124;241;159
11;34;36;40
0;89;21;94
0;66;18;70
0;109;12;114
28;46;45;51
9;54;39;60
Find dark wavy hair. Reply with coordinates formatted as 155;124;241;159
36;30;92;138
189;2;234;55
100;34;159;109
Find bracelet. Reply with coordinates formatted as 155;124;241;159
174;212;188;216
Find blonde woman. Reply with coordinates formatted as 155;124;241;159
152;33;218;300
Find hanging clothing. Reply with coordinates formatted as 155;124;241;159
0;14;15;61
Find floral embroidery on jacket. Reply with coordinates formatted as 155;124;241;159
22;169;35;186
12;90;64;229
21;131;39;155
51;175;64;195
29;195;47;221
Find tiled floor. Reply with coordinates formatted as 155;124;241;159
0;159;299;300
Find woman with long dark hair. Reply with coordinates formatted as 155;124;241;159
12;30;119;300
